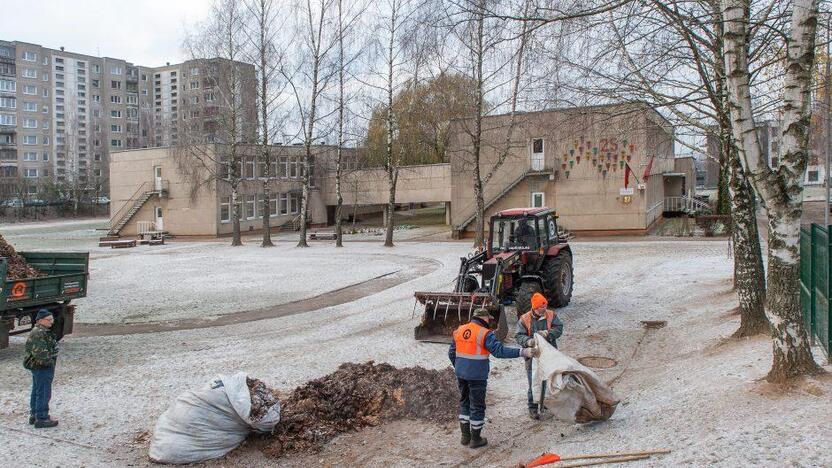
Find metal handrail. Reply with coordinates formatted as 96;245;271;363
109;181;149;229
664;196;713;214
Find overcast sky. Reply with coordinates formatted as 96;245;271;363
2;0;212;67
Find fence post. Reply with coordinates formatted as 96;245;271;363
828;225;832;364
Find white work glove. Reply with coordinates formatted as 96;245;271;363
536;330;548;339
525;337;537;348
521;347;541;359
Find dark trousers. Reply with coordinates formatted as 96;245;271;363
30;366;55;421
457;377;487;430
525;360;537;409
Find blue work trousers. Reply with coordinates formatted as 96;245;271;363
457;378;487;430
30;366;55;421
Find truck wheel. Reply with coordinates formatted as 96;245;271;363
515;281;542;318
543;250;573;307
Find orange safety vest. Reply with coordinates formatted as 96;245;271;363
520;309;555;335
453;321;491;360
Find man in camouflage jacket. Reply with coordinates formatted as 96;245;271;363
24;309;59;428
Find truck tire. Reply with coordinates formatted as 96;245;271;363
515;281;542;318
542;250;573;307
52;309;66;341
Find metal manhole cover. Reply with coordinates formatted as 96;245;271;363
577;356;618;369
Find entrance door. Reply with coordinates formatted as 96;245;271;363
530;138;545;171
154;165;162;191
154;206;164;231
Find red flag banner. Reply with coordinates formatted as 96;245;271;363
625;163;631;188
643;155;655;181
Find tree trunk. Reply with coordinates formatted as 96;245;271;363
729;144;768;337
261;178;273;247
722;0;820;381
231;184;242;246
335;0;345;248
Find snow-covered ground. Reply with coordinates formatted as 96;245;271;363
0;219;830;467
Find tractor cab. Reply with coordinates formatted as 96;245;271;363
488;207;560;256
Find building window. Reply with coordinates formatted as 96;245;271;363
22;51;37;61
111;110;122;118
43;136;49;145
111;66;123;75
808;170;819;183
22;118;37;128
0;97;15;109
279;193;288;215
0;114;15;126
23;135;37;145
220;197;230;223
23;85;37;95
111;80;121;89
110;95;122;104
111;124;122;133
531;192;545;208
126;94;137;105
269;194;277;217
111;139;122;147
0;80;15;92
190;67;199;76
289;157;299;178
43;152;49;161
21;101;35;112
23;152;38;161
246;158;255;179
23;68;37;78
24;168;39;178
93;64;100;73
245;195;256;219
42;120;49;129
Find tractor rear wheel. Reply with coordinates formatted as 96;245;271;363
515;281;542;317
542;250;573;307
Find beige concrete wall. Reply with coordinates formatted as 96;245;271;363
109;146;218;236
448;103;675;233
320;163;451;206
674;157;696;195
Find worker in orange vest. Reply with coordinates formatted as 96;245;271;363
516;292;564;420
449;308;539;448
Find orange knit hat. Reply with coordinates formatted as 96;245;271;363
531;292;548;310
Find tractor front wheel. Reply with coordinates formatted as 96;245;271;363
515;281;542;317
543;250;573;307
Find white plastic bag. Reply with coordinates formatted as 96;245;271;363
531;337;620;423
149;372;280;464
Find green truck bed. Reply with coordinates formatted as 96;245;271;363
1;252;89;349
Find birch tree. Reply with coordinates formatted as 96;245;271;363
176;0;252;246
285;0;338;248
723;0;822;381
244;0;286;247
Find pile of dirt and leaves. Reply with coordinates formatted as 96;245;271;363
247;376;281;422
263;361;457;458
0;233;42;280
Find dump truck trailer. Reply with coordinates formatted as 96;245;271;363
0;252;89;349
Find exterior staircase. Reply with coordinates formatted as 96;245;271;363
455;170;536;231
108;181;167;236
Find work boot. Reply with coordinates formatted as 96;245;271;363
34;418;58;429
469;428;488;449
459;422;471;446
28;415;35;425
528;407;540;420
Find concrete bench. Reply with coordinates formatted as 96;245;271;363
104;240;137;249
309;232;338;241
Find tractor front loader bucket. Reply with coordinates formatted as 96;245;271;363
413;292;508;344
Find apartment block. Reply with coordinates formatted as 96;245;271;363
0;40;256;201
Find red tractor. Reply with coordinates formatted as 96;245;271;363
414;207;573;342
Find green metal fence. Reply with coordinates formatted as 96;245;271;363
800;224;831;360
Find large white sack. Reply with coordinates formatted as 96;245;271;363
531;336;620;423
149;372;280;464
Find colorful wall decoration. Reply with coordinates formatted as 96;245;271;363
561;135;639;180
